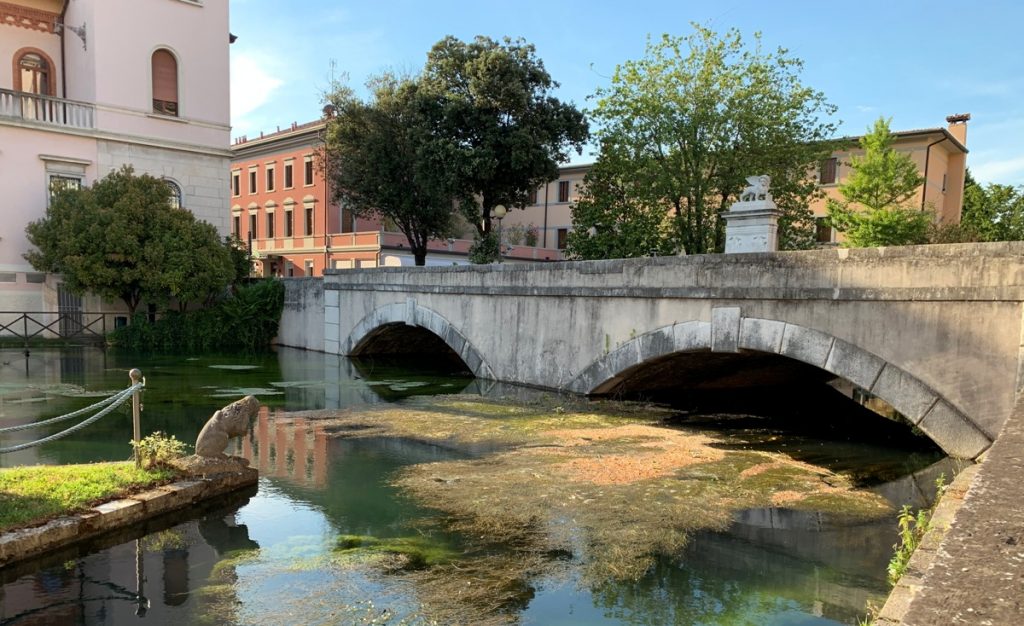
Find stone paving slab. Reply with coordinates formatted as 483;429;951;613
883;393;1024;625
0;466;257;568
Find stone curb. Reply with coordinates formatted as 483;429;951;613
875;464;980;625
0;468;257;568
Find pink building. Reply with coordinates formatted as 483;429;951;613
0;0;232;317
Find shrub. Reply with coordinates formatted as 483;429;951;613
109;279;284;352
132;431;189;469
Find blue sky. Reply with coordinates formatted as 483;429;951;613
229;0;1024;185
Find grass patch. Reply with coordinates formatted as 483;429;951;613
0;461;178;532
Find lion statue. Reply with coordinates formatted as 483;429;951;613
740;175;772;202
195;395;260;458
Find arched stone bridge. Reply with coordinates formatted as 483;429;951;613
281;242;1024;460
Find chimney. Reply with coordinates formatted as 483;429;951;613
946;113;970;146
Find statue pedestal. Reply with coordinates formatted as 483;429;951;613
722;199;781;253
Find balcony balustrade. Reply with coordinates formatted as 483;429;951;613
0;88;95;130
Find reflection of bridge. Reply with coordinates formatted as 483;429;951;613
280;243;1024;461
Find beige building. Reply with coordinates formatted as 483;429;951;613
0;0;232;319
502;115;969;250
810;114;969;244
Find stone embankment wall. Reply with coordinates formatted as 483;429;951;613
878;391;1024;624
0;470;256;568
277;277;324;350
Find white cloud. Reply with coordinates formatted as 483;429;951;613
971;154;1024;186
230;52;284;132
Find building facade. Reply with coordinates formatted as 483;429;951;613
231;121;565;274
232;115;966;269
502;115;970;249
0;0;232;315
230;120;377;277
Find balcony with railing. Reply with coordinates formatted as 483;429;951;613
0;88;95;130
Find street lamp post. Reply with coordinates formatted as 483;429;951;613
493;204;507;263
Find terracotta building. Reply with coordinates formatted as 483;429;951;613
230;120;565;274
0;0;232;316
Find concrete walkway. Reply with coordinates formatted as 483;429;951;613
893;392;1024;624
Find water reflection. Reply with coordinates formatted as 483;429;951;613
0;489;257;625
0;347;954;625
0;347;477;468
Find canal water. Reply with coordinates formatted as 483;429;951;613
0;347;951;625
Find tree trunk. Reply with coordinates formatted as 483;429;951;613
413;249;427;266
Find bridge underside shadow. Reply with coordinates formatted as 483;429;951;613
344;302;494;380
601;351;834;396
591;349;936;448
570;319;993;460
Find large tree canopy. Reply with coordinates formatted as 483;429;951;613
422;35;589;259
567;25;838;259
325;75;459;266
827;117;931;247
24;166;236;312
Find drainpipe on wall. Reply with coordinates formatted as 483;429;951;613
542;182;550;249
58;1;69;98
921;135;948;211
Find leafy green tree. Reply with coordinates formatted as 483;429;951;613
225;235;253;283
421;35;589;261
572;25;838;259
325;75;459;266
146;211;235;311
960;169;1024;241
827;117;931;247
24;166;235;313
566;151;676;259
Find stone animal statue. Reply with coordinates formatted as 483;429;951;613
740;175;772;202
195;395;260;457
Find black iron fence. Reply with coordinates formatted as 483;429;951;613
0;311;128;343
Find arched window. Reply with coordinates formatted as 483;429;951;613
165;180;182;209
151;49;178;116
14;50;54;95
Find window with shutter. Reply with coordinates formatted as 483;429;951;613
819;157;837;185
152;49;179;116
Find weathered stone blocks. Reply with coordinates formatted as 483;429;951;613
780;324;834;368
917;401;991;459
871;365;939;424
711;307;741;353
824;339;886;391
738;318;786;354
672;321;711;352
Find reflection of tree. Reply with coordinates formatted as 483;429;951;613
193;511;260;626
197;513;259;555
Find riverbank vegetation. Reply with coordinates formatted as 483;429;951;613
0;461;179;532
108;279;284;353
887;474;947;586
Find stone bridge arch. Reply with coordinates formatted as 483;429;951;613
344;301;494;380
567;315;992;460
